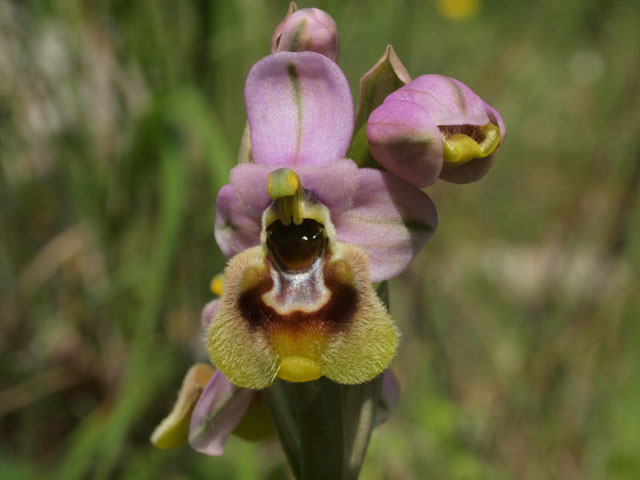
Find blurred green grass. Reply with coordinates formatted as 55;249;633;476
1;0;639;478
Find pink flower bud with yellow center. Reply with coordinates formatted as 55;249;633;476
367;74;506;185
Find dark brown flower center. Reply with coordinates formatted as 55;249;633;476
266;219;326;272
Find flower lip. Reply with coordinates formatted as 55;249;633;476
440;122;501;165
208;194;399;388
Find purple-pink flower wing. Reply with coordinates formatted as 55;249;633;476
214;185;261;259
333;169;438;282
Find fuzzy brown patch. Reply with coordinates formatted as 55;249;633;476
238;260;358;335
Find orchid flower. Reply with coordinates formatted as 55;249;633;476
210;50;437;389
152;4;505;474
367;74;506;185
150;50;429;457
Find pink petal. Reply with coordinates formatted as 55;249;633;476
245;51;353;167
230;159;359;217
389;74;490;126
367;99;443;188
439;155;496;184
214;184;261;259
333;169;438;282
230;164;273;217
188;371;255;456
375;369;400;426
201;300;220;329
298;159;358;212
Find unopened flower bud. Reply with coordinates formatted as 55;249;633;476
367;74;506;185
271;8;339;62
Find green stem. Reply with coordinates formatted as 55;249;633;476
264;376;382;480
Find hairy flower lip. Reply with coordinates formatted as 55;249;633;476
207;243;399;388
439;123;493;143
209;195;399;389
207;235;400;387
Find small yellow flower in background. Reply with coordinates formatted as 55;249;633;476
209;273;224;296
436;0;480;21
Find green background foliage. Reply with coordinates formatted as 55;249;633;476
1;0;639;478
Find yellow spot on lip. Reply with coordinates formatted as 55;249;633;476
270;328;325;383
278;356;322;383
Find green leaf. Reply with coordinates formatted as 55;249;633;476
353;45;411;134
346;123;377;168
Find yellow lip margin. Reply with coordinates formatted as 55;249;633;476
442;122;500;166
